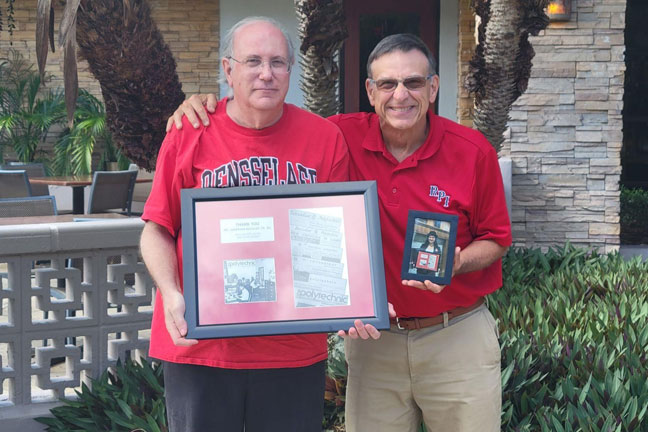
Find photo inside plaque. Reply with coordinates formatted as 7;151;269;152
402;211;458;285
223;258;277;304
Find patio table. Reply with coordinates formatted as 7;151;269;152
30;175;152;214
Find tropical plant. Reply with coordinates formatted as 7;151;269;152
465;0;551;153
98;136;132;171
323;335;347;432
0;50;65;164
35;358;167;432
494;245;648;431
52;89;121;175
294;0;347;118
36;0;185;170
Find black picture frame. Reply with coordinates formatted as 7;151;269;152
401;210;458;286
181;181;389;339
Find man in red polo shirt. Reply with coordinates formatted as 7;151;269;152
168;34;511;432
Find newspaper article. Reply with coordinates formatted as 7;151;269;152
289;208;350;307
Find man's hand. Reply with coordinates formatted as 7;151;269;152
402;246;462;293
163;289;198;346
166;93;219;132
337;303;396;340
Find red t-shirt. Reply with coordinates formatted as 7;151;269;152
143;100;349;369
329;111;512;318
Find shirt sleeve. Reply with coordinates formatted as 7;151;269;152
470;145;513;247
327;128;350;183
141;129;183;238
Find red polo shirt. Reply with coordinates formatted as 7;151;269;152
329;111;512;318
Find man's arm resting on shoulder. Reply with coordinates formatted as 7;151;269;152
140;221;198;346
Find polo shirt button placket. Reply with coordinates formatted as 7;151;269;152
388;185;400;205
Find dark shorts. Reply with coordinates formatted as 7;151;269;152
163;360;326;432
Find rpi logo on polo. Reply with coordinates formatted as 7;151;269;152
429;185;451;208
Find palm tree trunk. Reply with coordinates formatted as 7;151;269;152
466;0;550;153
294;0;347;118
75;0;184;170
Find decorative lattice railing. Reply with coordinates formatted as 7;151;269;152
0;219;154;430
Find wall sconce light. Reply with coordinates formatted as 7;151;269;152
547;0;571;22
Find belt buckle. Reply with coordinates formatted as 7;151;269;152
395;317;405;330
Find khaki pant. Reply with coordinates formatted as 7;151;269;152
344;305;501;432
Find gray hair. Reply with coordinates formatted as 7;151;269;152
222;16;295;65
366;33;437;78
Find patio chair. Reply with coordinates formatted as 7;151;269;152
128;163;154;215
87;170;138;216
0;162;49;195
0;169;33;198
0;195;58;217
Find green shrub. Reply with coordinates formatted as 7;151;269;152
327;245;648;432
36;246;648;432
493;244;648;431
620;187;648;244
36;358;167;432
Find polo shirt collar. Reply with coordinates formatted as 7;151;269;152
361;110;445;168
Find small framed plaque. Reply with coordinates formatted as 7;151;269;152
401;211;458;286
181;181;389;339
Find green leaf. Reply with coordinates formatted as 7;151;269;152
578;374;592;405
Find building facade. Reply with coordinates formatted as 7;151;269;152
0;0;626;250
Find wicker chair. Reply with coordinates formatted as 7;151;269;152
0;195;58;217
87;170;138;216
0;169;32;198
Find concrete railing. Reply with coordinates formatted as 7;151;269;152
0;219;154;431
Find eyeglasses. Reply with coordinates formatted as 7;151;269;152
227;56;292;74
369;74;433;92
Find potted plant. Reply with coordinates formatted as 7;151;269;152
53;90;124;175
0;50;65;164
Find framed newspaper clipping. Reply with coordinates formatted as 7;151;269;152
181;181;388;339
401;211;458;286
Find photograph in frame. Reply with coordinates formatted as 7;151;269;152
181;181;388;339
223;258;277;304
401;211;458;286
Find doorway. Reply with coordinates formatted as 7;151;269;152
622;0;648;189
342;0;440;114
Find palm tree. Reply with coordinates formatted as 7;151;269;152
294;0;347;118
36;0;184;170
465;0;550;153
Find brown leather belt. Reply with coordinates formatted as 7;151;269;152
391;297;485;330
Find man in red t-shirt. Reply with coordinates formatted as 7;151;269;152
169;34;511;432
141;17;348;432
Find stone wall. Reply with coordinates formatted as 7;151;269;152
501;0;626;251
